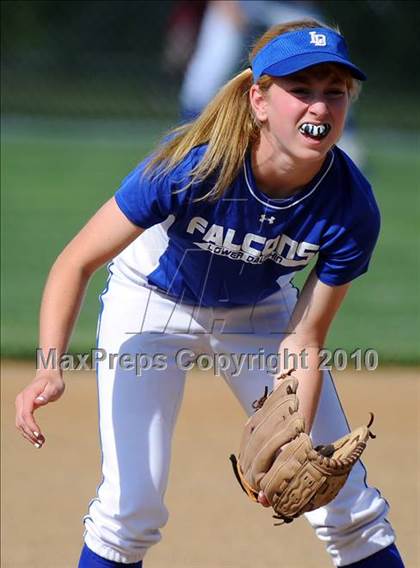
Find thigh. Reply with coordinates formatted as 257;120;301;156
209;285;297;415
93;273;207;516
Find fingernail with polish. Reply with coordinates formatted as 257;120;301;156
34;442;42;449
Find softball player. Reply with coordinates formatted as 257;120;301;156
15;20;404;568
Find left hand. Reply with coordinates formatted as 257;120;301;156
258;491;270;507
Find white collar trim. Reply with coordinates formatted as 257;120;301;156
244;151;335;210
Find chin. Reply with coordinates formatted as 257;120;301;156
293;144;332;162
284;131;332;157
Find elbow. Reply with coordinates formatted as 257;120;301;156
52;248;97;281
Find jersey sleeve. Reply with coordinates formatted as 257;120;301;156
114;159;179;228
315;187;381;286
114;139;207;229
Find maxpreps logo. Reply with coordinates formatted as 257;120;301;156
186;217;319;267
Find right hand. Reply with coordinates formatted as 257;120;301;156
15;373;65;448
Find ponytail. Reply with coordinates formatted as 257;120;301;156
145;68;257;200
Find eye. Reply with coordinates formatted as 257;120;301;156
326;89;346;99
290;88;311;96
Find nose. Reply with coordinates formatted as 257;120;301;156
308;98;329;118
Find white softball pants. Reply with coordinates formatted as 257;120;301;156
83;267;395;566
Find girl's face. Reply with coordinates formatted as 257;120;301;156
250;65;350;161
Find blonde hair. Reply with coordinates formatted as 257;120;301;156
146;19;360;200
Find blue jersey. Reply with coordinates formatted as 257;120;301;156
114;145;380;307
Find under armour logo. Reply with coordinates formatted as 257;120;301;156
259;214;275;224
309;31;327;47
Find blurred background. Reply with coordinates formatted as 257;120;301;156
2;0;419;363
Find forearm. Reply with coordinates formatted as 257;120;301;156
36;251;92;376
16;198;143;447
276;337;323;433
273;271;349;433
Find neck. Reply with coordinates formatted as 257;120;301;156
251;132;329;199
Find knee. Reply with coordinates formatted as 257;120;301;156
85;494;168;553
78;543;143;567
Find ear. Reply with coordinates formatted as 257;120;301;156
249;84;268;123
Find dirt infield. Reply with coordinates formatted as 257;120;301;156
2;361;419;567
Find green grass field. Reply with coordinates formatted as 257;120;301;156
2;118;419;363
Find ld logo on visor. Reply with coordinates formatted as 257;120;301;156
309;31;327;46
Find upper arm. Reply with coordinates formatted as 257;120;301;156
286;268;350;346
58;197;144;275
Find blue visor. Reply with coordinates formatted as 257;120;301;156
252;28;366;82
